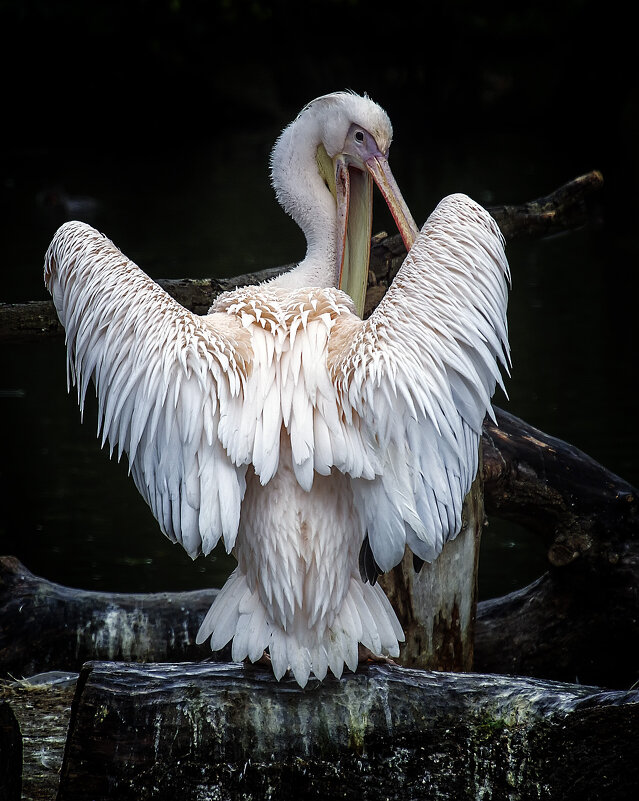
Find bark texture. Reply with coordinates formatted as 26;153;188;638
2;674;76;801
55;660;639;801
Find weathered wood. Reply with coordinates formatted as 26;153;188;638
482;169;604;241
482;407;639;557
56;660;639;801
0;171;603;343
476;407;639;688
0;555;219;679
380;469;483;671
367;169;604;293
2;674;76;801
0;701;22;801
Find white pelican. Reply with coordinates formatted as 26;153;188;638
44;92;510;687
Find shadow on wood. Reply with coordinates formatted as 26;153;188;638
0;702;21;801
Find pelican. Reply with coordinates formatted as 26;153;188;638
44;91;510;687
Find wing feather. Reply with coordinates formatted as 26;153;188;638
331;194;510;572
44;220;250;559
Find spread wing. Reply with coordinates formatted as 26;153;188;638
44;221;251;559
330;194;511;573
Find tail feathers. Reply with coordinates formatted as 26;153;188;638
196;569;404;688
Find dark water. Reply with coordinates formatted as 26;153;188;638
1;87;637;603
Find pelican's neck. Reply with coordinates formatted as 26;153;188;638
269;110;339;289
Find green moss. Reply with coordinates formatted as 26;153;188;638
347;711;368;756
472;711;509;741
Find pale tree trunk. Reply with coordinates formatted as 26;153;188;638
380;468;483;671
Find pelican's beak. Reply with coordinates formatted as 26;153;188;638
364;153;419;252
335;155;372;318
334;148;418;318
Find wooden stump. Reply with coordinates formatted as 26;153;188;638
57;660;639;801
380;471;483;671
3;675;76;801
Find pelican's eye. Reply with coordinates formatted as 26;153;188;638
354;130;365;143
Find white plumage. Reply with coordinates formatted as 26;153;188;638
44;92;510;687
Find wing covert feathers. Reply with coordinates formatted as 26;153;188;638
44;198;509;574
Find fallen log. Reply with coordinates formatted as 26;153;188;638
482;407;639;555
55;660;639;801
478;407;639;688
0;555;219;679
0;171;603;343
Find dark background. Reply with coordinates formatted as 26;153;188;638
2;0;634;265
2;1;635;295
3;1;633;198
1;1;636;597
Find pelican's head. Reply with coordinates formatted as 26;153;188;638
311;91;393;161
271;92;418;315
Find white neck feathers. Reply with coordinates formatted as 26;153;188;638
269;107;339;288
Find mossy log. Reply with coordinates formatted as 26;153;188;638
54;660;639;801
2;674;76;801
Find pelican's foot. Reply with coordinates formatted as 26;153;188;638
358;644;396;666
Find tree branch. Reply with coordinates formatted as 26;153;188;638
1;171;603;342
477;408;639;687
